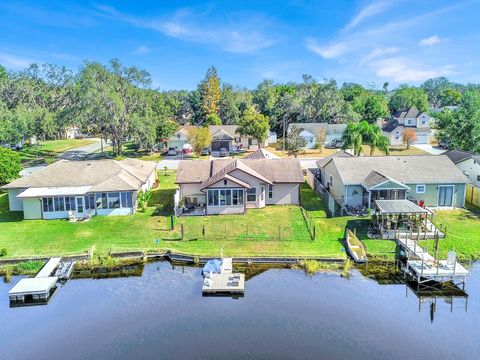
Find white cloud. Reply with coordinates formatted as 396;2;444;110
372;57;454;82
96;5;277;54
344;1;391;31
360;46;401;64
306;38;349;59
0;53;36;69
133;45;151;55
419;35;442;46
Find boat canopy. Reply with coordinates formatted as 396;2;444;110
202;259;221;275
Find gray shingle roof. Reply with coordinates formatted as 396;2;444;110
375;199;429;214
443;149;480;164
392;106;429;120
316;150;354;168
325;155;468;185
3;158;157;191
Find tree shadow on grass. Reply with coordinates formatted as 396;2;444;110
150;189;175;216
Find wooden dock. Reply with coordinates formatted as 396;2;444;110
397;236;469;287
202;257;245;295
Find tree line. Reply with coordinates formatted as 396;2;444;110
1;60;480;156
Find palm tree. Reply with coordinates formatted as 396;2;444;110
341;122;363;156
366;125;390;155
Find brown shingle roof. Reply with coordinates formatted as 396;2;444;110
176;158;304;185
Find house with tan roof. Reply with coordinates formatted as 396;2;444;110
2;158;157;220
317;155;468;213
175;158;303;215
208;125;268;153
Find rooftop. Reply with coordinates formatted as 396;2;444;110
3;158;157;192
322;155;468;185
375;199;429;214
443;149;480;164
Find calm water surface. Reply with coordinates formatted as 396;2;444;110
1;261;479;360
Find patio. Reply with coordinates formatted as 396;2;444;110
371;199;445;240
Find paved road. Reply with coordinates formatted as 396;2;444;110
412;144;447;155
60;138;110;160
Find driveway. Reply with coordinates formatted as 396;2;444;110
60;138;110;160
412;144;447;155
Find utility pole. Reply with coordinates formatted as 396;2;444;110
282;117;286;153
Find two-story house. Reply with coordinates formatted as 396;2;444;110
382;106;433;145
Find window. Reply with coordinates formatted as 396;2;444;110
65;196;76;211
407;119;414;125
208;189;243;207
247;187;257;202
395;131;400;140
96;193;108;209
108;192;120;208
416;184;426;193
224;179;228;185
477;175;480;182
219;190;227;206
85;194;96;210
54;197;65;211
260;185;265;201
421;116;427;125
268;184;273;199
42;198;54;212
329;175;333;187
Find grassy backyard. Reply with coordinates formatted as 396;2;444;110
18;139;96;166
0;170;479;260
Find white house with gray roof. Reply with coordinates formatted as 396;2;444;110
287;123;347;149
2;158;157;220
382;106;434;145
317;155;468;212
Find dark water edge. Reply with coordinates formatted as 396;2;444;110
1;261;479;360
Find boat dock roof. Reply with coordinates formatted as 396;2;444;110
202;273;245;295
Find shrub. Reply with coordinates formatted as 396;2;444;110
138;190;153;212
0;248;7;257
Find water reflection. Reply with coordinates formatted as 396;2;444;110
1;261;478;360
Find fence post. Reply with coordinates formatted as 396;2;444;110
181;224;184;240
224;224;227;240
202;224;205;239
170;215;174;230
313;225;316;241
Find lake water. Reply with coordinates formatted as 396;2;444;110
1;261;479;360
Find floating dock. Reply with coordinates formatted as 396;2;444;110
8;257;76;305
202;257;245;295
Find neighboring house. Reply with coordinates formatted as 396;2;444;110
382;106;433;145
175;158;303;215
444;150;480;188
2;158;157;220
287;123;347;149
268;131;277;144
65;126;82;139
244;148;280;160
316;150;354;185
317;155;468;211
166;126;197;149
208;125;269;152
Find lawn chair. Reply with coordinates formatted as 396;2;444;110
68;210;77;223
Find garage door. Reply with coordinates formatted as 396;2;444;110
414;133;428;144
211;141;230;151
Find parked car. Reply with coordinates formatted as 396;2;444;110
167;147;177;156
201;148;210;156
219;147;228;157
325;139;342;149
438;139;450;149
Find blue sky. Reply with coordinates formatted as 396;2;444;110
0;0;479;89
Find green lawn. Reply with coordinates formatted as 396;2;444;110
0;172;478;260
18;139;96;166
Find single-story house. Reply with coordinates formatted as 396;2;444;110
244;148;279;160
208;125;268;152
175;158;303;215
287;123;347;149
166;126;197;149
382;106;434;145
317;155;468;212
444;149;480;188
2;158;157;220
